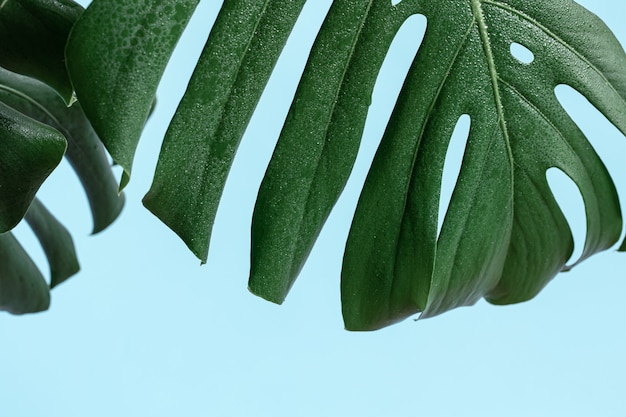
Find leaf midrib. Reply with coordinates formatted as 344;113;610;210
421;0;516;314
197;1;271;206
211;1;271;140
471;0;514;166
484;0;626;111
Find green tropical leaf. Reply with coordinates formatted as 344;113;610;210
249;0;418;303
0;231;50;314
24;198;79;288
0;68;124;234
53;0;625;329
0;100;66;233
339;0;626;330
65;0;200;190
0;0;83;103
0;67;127;313
143;0;307;263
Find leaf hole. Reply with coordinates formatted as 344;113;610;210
368;13;426;117
335;13;426;263
510;42;534;64
354;13;426;169
391;0;401;5
546;168;586;266
554;84;625;168
555;84;626;246
438;114;471;237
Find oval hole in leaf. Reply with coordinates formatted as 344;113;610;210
554;84;625;184
438;114;470;237
555;84;626;247
356;13;426;172
510;42;534;64
546;167;586;266
368;13;426;117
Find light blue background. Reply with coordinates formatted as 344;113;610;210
2;1;625;416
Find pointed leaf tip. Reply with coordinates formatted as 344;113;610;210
144;0;307;264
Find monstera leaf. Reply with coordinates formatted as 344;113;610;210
65;0;626;329
0;68;124;235
0;0;83;104
0;68;124;312
0;0;127;313
340;0;626;329
0;100;66;233
66;0;200;190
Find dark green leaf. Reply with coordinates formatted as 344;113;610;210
340;0;626;330
65;0;199;190
0;68;124;234
24;198;79;288
0;231;50;314
143;0;307;263
0;0;83;103
249;0;418;303
0;100;66;233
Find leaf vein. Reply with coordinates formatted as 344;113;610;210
483;0;626;110
389;17;476;311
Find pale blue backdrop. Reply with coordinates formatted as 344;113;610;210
2;1;625;416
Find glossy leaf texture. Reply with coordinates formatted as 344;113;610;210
143;0;307;263
0;100;66;232
0;0;83;103
0;231;50;314
65;0;200;190
339;0;626;330
57;0;625;329
0;68;125;234
141;1;624;326
249;0;419;303
0;68;123;313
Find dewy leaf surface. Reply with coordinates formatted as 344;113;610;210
144;0;307;263
0;0;83;103
66;0;199;190
249;0;419;303
0;101;66;233
0;68;124;234
341;0;626;330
